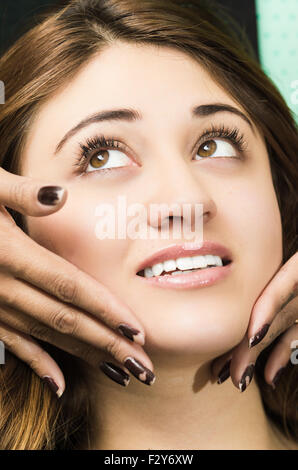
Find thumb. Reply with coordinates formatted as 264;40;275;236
0;167;67;216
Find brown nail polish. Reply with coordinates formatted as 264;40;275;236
271;366;286;390
118;324;145;345
42;376;62;397
124;357;155;385
239;363;255;392
217;359;231;384
99;362;130;387
38;186;65;205
249;323;270;348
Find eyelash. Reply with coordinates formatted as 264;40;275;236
73;123;248;176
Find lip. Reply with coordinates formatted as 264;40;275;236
135;241;233;274
136;261;233;289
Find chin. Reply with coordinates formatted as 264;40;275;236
141;317;245;359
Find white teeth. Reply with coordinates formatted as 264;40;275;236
192;255;208;268
143;254;225;278
163;259;176;272
151;263;163;276
144;267;154;278
205;254;216;266
176;257;194;270
214;255;223;266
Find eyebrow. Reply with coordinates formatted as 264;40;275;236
54;103;255;155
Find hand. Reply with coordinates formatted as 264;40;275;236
211;252;298;392
0;167;155;397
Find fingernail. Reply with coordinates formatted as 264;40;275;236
118;323;145;346
248;323;270;348
239;363;255;392
271;366;286;390
124;357;156;386
42;376;63;398
37;186;65;205
99;362;130;387
217;358;232;384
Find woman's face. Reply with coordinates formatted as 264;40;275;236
21;42;282;361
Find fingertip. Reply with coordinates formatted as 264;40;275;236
248;323;270;349
37;186;67;210
216;358;232;385
42;375;64;398
56;388;65;398
118;323;145;346
133;331;145;346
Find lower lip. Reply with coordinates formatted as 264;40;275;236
136;262;233;289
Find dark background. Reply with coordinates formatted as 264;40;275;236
0;0;259;60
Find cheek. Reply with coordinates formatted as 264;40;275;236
224;176;283;307
26;196;128;284
24;171;284;358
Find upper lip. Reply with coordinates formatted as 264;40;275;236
136;241;233;274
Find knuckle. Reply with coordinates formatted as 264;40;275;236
52;274;78;304
0;333;20;351
51;308;77;335
10;180;28;209
29;323;50;340
0;285;17;307
99;302;120;325
105;335;122;359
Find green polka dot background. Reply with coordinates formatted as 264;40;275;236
256;0;298;123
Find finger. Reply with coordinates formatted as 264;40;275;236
0;307;150;388
264;323;298;389
0;205;18;228
0;230;146;346
210;349;235;383
0;167;67;216
247;253;298;348
1;307;132;377
0;314;131;390
0;304;155;386
0;273;144;356
223;336;255;393
221;301;297;392
0;320;65;398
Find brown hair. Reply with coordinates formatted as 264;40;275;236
0;0;297;449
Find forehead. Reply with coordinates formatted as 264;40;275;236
30;41;241;126
22;41;257;174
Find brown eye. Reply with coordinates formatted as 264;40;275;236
89;150;109;168
194;138;238;160
84;146;132;174
197;140;217;158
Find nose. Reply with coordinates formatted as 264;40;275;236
145;154;217;241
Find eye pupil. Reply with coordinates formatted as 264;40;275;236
198;140;217;157
90;150;109;168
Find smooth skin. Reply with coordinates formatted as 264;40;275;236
0;167;154;395
212;253;298;391
0;41;297;448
